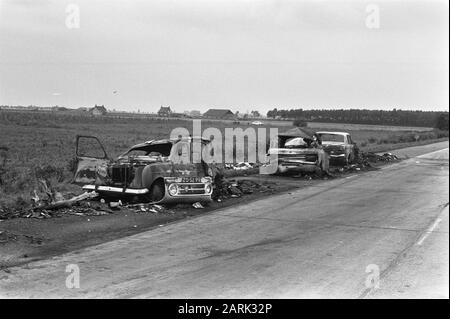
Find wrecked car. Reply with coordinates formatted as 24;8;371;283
262;128;329;175
316;131;356;165
73;136;213;203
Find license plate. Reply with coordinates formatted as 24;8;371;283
181;177;201;183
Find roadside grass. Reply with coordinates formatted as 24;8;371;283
305;121;434;132
0;110;448;209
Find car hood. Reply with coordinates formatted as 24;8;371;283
141;161;208;178
268;148;321;155
321;141;345;146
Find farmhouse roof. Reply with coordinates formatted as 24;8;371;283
203;109;234;117
158;106;172;112
91;105;107;112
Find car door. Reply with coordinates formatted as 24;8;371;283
73;135;109;185
346;135;355;162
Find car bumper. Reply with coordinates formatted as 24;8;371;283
277;162;319;173
328;153;347;165
163;178;213;203
83;185;149;194
329;153;346;158
161;193;212;203
83;182;213;203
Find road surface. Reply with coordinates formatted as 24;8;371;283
0;142;448;298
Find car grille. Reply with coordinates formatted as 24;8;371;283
110;165;134;184
177;183;206;195
279;154;318;162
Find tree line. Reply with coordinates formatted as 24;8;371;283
266;108;449;129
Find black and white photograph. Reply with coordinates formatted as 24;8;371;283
0;0;448;303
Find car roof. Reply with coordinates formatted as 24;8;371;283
140;136;210;145
316;131;350;136
122;136;210;156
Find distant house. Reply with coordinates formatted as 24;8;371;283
189;110;202;117
158;106;172;117
91;105;107;116
52;106;68;112
203;109;235;120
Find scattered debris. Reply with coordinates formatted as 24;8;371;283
233;162;255;170
0;192;177;220
109;200;122;209
0;191;101;220
327;151;399;175
359;151;398;164
64;207;111;216
212;175;276;201
126;203;174;214
192;202;204;209
33;191;99;211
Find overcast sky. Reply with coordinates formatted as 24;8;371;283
0;0;448;114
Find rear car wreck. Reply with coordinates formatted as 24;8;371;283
73;136;213;204
262;128;329;175
316;131;357;166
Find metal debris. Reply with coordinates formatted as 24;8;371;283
126;203;174;214
192;202;204;209
212;176;275;201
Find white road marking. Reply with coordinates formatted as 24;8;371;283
417;217;443;246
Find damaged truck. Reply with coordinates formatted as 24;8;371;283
73;136;214;203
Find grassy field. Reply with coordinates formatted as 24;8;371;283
306;121;434;132
0;110;448;208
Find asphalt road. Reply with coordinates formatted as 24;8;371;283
0;142;448;298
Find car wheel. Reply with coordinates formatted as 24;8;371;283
149;181;165;202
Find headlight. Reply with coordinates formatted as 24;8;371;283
205;183;212;194
167;183;178;196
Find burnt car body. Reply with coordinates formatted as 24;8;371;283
316;131;356;165
262;128;329;174
73;136;213;203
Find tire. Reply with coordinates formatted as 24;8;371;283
149;180;165;202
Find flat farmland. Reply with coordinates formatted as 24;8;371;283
0;110;447;207
306;121;434;132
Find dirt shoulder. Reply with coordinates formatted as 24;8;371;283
0;179;294;269
0;141;448;270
